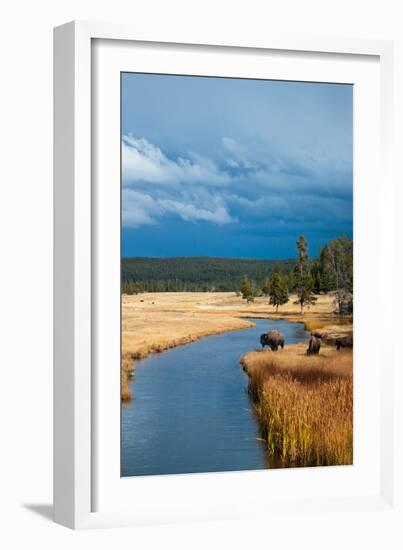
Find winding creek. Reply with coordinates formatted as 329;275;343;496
121;318;309;477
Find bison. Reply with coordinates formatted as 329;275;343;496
307;333;321;355
260;330;285;351
335;335;353;350
310;331;322;339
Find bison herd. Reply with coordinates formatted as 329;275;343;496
260;329;353;355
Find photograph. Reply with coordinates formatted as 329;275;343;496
120;72;353;477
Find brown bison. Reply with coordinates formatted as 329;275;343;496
310;331;322;339
260;330;285;351
307;333;321;355
335;335;353;350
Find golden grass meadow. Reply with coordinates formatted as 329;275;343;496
122;290;353;470
121;291;350;401
241;344;353;467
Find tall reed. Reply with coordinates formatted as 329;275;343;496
121;354;134;401
242;345;353;467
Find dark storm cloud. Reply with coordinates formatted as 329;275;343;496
121;73;352;258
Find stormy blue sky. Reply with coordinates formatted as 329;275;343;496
121;73;352;259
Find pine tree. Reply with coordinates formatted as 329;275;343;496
286;269;295;293
268;269;289;313
310;260;322;293
293;235;317;314
321;237;353;314
240;275;254;303
317;246;333;292
261;277;271;297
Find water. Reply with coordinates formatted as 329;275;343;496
121;318;308;477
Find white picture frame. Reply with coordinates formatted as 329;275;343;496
54;20;398;530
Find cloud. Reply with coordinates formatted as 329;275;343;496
122;189;161;227
222;137;254;169
159;199;236;224
221;136;352;198
121;135;237;227
122;189;235;228
121;75;352;256
122;134;351;234
122;135;232;187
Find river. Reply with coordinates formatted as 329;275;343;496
121;318;308;477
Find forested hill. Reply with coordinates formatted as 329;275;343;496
122;256;296;292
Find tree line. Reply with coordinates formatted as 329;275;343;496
122;236;353;315
239;235;353;315
122;256;295;293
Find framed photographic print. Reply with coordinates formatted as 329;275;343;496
54;21;398;529
119;73;355;478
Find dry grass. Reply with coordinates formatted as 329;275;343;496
121;355;135;402
122;293;255;361
303;319;327;332
241;344;353;467
120;292;352;401
121;293;256;401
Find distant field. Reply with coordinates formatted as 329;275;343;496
121;291;352;400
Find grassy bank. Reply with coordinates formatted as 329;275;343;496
121;291;352;402
121;320;253;401
121;355;135;402
241;344;353;467
121;292;257;400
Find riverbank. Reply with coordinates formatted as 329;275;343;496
121;291;352;400
241;344;353;467
122;317;282;475
121;292;256;400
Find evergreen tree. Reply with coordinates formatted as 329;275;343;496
240;275;254;303
293;235;317;314
286;268;295;293
320;237;353;314
268;269;289;313
122;280;144;295
317;247;333;292
310;260;322;293
261;277;271;297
